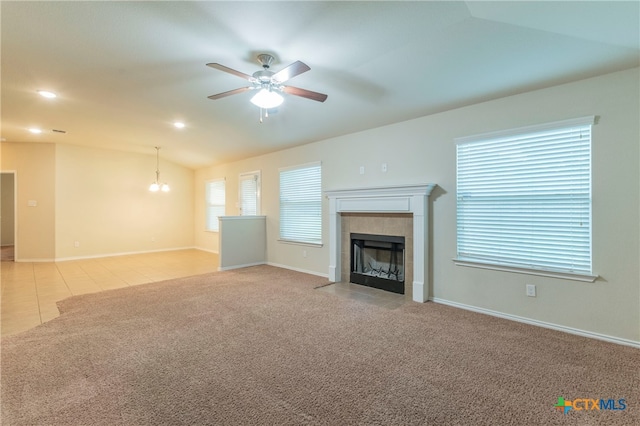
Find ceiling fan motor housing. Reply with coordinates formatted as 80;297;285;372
254;54;278;89
252;69;275;82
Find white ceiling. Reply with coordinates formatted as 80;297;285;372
2;1;638;169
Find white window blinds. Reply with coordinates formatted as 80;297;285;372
239;172;260;216
456;117;595;275
279;162;322;245
205;179;225;232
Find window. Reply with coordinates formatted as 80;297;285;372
205;179;225;232
455;116;596;281
239;171;260;216
279;162;322;245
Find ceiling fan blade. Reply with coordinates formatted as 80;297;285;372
208;87;252;100
206;63;253;80
282;86;328;102
272;61;311;83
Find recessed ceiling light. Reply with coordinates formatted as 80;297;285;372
29;128;43;134
174;122;185;129
37;90;57;99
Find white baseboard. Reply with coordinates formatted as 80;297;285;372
15;258;55;263
219;261;266;271
430;297;640;349
266;262;328;279
194;246;219;255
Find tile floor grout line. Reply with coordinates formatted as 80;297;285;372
30;262;44;324
82;260;126;292
54;262;75;297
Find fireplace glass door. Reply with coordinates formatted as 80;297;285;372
350;233;405;294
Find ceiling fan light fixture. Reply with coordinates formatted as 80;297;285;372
250;89;283;109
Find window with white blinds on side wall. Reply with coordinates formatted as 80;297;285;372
279;162;322;245
455;116;595;278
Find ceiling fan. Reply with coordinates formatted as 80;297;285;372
206;54;328;113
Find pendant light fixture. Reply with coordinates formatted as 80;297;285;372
149;147;170;192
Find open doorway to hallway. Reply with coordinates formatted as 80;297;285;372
1;172;16;262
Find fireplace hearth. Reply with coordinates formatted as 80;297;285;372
350;233;405;294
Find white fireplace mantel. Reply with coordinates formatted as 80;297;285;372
325;184;436;303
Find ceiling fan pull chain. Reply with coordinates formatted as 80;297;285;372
258;107;272;123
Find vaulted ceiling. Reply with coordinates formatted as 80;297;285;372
2;1;638;169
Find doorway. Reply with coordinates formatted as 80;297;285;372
1;172;16;261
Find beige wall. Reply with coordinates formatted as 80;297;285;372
1;143;195;260
195;68;640;343
1;173;16;246
0;143;56;260
55;144;195;259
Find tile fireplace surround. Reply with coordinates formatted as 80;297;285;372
325;184;436;303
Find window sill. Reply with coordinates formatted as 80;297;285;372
278;239;323;248
453;258;598;283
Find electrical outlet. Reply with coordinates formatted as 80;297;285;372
74;241;80;248
526;284;536;297
359;166;365;175
381;163;388;172
303;250;307;258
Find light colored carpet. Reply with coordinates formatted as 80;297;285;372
1;265;638;425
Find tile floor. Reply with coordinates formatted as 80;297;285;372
1;249;408;338
1;249;219;337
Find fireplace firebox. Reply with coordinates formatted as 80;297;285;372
350;233;405;294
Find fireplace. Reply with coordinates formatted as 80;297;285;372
350;233;405;294
325;184;435;303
